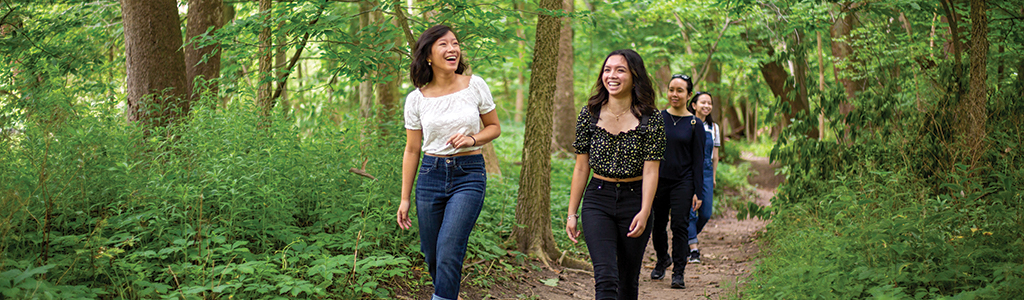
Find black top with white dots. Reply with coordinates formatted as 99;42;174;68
573;106;666;179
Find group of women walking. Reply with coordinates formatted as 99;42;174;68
396;24;720;300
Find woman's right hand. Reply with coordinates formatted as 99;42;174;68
565;215;580;243
396;200;412;230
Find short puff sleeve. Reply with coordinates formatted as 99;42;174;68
572;106;593;154
643;112;666;161
471;76;497;115
403;91;423;130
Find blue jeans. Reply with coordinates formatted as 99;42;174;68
581;177;652;300
415;154;487;300
688;130;715;245
651;178;693;274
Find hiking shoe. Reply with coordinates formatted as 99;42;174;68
651;254;671;280
671;274;686;289
688;249;701;264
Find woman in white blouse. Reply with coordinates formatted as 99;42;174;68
395;24;501;300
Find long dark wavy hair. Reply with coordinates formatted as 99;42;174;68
586;49;657;119
410;24;468;88
688;91;715;127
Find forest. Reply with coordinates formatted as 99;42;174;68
1;0;1022;299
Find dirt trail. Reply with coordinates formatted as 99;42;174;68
496;152;780;300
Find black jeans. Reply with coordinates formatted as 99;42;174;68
651;178;694;276
581;177;652;300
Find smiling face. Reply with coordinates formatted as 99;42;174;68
692;94;713;118
667;78;691;110
429;31;461;74
602;55;633;99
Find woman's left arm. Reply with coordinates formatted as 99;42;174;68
627;160;660;238
474;110;501;145
446;110;501;149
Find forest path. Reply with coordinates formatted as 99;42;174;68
499;152;780;300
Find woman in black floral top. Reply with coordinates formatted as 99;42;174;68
565;49;666;300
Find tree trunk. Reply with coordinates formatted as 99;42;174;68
830;2;864;115
122;0;189;126
551;0;575;153
514;0;571;269
514;0;527;123
358;0;374;118
817;31;826;140
255;0;273;115
963;0;988;163
792;31;818;139
185;0;223;104
654;58;671;102
275;21;289;115
376;1;400;118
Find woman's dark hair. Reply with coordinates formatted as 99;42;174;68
669;74;694;95
410;24;468;88
687;91;715;127
586;49;657;119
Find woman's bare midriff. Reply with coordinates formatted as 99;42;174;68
592;173;643;182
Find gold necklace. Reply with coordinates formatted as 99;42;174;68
612;108;630;121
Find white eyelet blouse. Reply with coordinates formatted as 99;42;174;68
404;75;496;156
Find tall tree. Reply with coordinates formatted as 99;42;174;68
964;0;988;161
514;0;563;268
551;0;575;153
830;2;864;117
357;0;374;118
255;0;274;114
121;0;189;126
514;0;527;124
185;0;223;103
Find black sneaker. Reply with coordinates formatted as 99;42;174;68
688;249;701;264
671;274;686;289
651;254;671;280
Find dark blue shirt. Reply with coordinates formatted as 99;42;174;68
659;110;705;200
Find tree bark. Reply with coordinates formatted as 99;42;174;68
792;30;818;139
122;0;190;126
552;0;575;153
514;0;570;269
275;21;289;115
255;0;274;114
185;0;223;104
514;0;527;124
830;2;864;115
963;0;988;162
376;2;400;118
358;0;373;118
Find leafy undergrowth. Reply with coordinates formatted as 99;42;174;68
741;92;1024;298
0;103;519;299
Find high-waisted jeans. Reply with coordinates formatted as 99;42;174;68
581;177;652;300
651;178;694;275
415;154;487;300
688;130;715;245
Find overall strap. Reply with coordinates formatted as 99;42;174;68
638;112;650;131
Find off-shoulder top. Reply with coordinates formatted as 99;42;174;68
572;106;666;179
404;75;496;155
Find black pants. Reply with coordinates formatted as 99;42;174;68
581;177;652;300
651;178;694;276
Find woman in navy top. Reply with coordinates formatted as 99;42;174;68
648;74;704;289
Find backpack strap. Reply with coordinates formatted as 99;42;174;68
638;112;650;132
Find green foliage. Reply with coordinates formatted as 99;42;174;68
743;58;1024;300
0;99;430;298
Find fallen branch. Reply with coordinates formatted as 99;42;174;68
348;158;376;180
